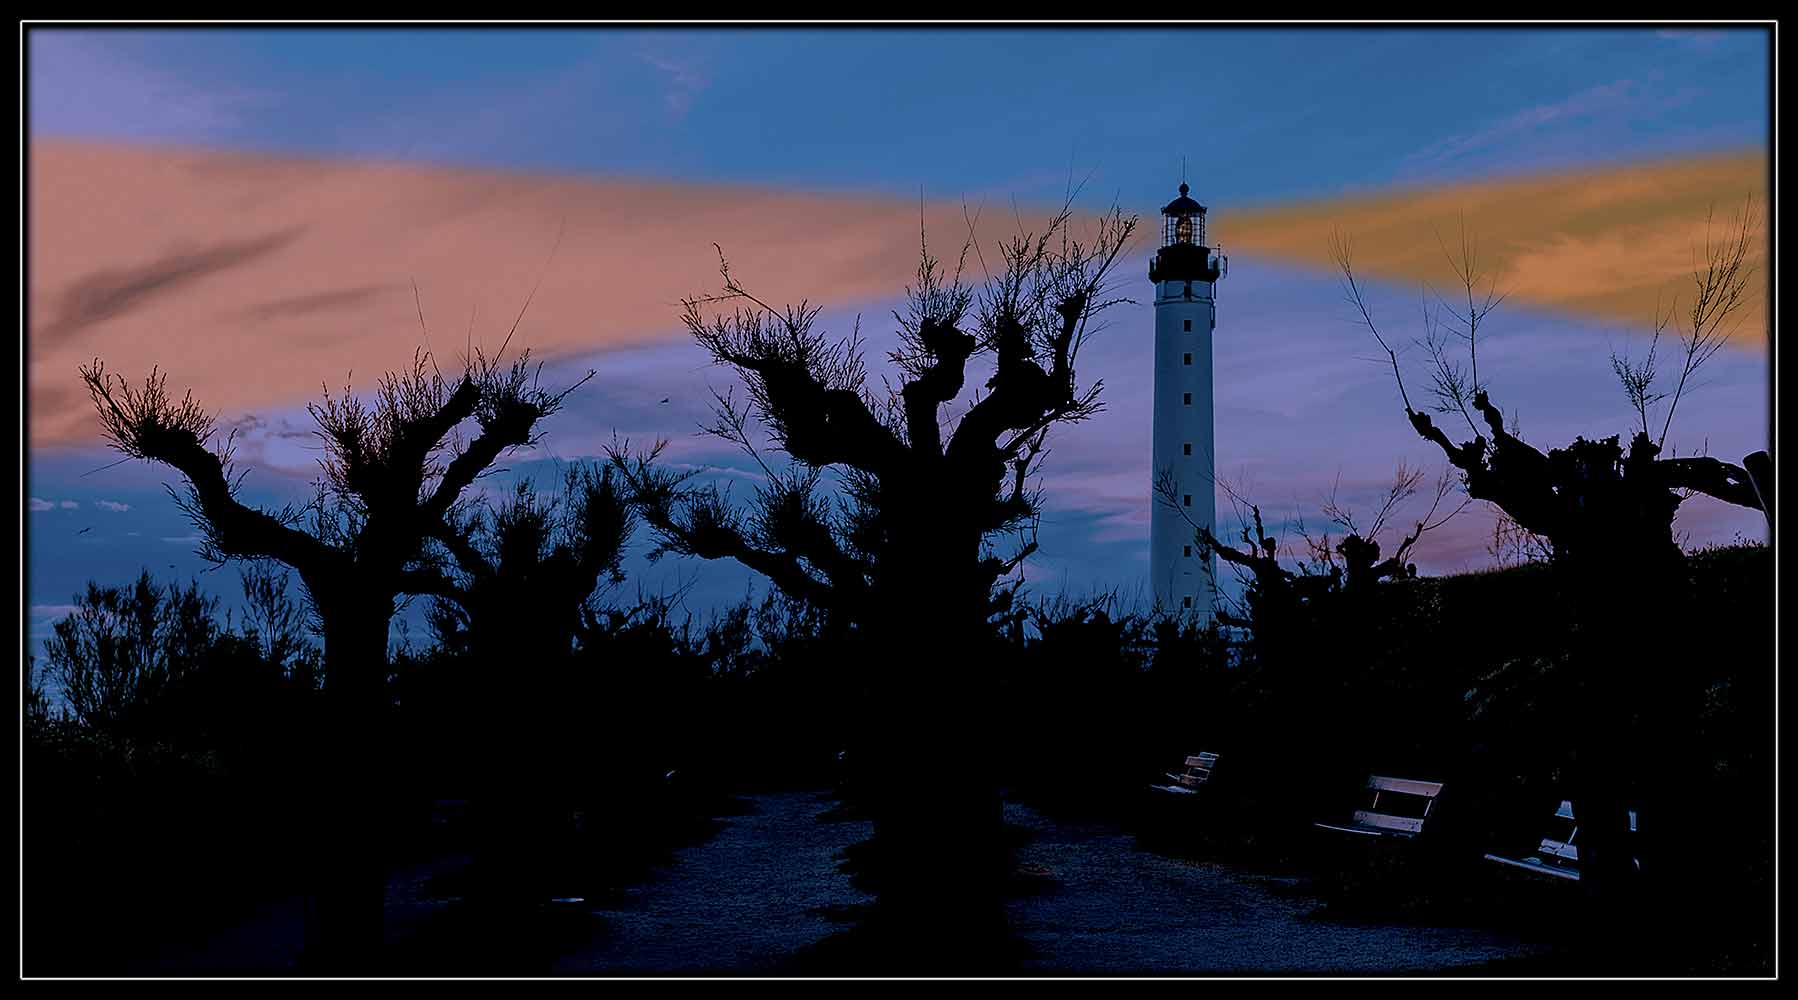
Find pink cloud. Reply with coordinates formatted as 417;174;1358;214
27;138;1072;451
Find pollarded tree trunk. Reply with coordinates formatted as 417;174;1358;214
1555;479;1702;961
304;598;397;973
462;625;564;924
858;539;1011;966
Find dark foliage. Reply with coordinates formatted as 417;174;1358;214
999;543;1771;974
25;569;322;975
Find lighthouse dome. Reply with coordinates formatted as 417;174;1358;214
1161;182;1205;217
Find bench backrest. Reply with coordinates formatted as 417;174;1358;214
1350;775;1444;836
1539;799;1638;862
1172;752;1220;788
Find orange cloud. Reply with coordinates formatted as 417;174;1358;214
28;141;1769;452
28;139;1054;449
1219;149;1768;349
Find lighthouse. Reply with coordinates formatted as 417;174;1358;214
1149;182;1227;618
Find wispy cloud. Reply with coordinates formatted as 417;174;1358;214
28;497;54;512
638;47;711;119
30;604;81;620
1405;77;1648;174
94;500;131;512
1656;30;1732;53
44;229;303;339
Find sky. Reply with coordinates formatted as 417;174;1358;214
23;25;1774;649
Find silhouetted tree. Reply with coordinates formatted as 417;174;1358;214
427;462;634;661
1333;204;1767;934
612;205;1138;964
80;347;588;970
1155;462;1460;633
420;463;635;911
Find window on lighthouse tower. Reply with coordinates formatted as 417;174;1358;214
1175;214;1195;245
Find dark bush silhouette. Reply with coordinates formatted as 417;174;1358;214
45;571;226;735
25;568;322;975
415;464;636;913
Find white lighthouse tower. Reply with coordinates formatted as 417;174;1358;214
1149;181;1227;618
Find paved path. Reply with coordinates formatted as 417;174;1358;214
1004;805;1549;974
548;790;1548;975
552;790;874;975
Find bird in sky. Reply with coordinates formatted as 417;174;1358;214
660;397;671;404
76;526;92;535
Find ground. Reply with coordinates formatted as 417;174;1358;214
119;788;1558;976
480;790;1549;975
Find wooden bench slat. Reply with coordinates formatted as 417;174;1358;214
1367;776;1443;797
1538;838;1578;861
1483;852;1582;880
1313;821;1384;837
1316;773;1444;840
1351;810;1426;834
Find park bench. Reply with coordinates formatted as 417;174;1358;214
1149;752;1220;796
1483;799;1638;880
1313;775;1444;838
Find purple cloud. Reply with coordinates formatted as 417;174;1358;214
31;245;1768;621
28;31;274;143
